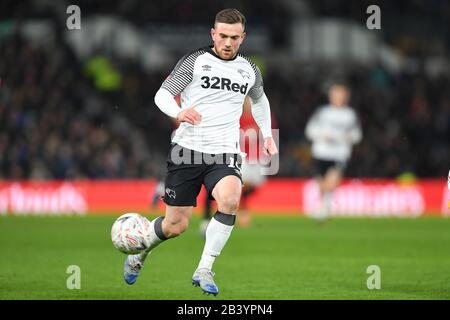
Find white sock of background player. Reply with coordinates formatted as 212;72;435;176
319;191;333;220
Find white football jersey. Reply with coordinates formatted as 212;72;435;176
161;46;264;154
305;105;362;162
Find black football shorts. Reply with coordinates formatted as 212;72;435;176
315;158;346;177
162;143;243;207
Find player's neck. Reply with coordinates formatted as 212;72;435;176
211;46;237;61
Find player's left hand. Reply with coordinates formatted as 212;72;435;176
263;137;278;156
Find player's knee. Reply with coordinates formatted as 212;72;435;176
318;180;327;193
323;178;339;192
322;181;333;193
331;181;340;191
218;195;240;213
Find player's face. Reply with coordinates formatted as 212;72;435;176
211;22;246;60
329;86;350;107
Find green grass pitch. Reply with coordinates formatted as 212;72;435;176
1;214;450;300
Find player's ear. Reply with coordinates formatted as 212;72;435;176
240;32;246;44
210;28;216;41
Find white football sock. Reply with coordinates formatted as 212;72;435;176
139;217;167;262
319;191;333;220
197;212;235;271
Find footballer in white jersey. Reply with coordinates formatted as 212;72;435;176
305;83;362;221
122;9;278;296
161;45;264;155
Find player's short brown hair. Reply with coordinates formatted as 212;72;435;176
330;82;350;92
214;9;246;28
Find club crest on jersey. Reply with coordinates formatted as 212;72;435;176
200;76;249;95
237;69;250;79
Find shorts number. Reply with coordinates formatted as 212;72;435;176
228;157;241;172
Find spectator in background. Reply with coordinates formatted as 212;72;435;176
0;34;167;180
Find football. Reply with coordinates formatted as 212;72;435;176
111;213;151;254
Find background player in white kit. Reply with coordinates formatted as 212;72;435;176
305;83;362;222
123;8;278;296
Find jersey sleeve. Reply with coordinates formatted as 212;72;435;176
248;63;264;100
305;108;323;141
160;50;203;96
348;111;363;144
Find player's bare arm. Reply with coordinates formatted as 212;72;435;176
249;92;277;156
243;96;278;156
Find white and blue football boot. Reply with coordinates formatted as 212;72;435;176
192;268;219;296
123;254;144;285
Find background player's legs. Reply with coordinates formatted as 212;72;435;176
199;196;213;237
204;196;213;220
151;180;165;209
238;184;256;227
196;175;242;271
238;162;266;227
317;167;342;221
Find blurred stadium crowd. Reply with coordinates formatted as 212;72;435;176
0;0;449;179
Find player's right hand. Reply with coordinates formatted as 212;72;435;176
176;107;202;125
